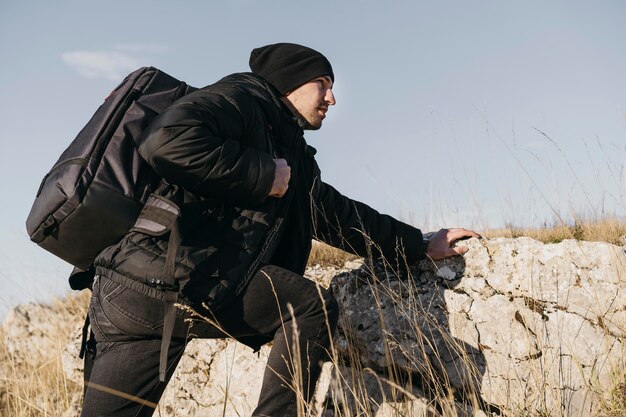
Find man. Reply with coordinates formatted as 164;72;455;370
81;43;480;417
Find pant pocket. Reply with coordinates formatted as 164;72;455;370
98;277;165;339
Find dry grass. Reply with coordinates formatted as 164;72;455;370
484;217;626;245
310;217;626;268
308;241;359;267
595;372;626;417
0;291;90;417
1;218;624;417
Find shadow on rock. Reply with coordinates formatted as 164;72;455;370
328;254;500;416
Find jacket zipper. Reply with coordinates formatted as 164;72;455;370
234;133;301;296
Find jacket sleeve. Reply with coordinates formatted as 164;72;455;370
312;181;428;264
138;90;276;205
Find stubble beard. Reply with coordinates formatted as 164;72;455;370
300;108;324;131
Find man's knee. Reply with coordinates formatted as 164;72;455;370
254;264;339;329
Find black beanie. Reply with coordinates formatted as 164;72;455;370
249;43;334;94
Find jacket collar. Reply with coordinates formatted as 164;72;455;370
215;72;305;150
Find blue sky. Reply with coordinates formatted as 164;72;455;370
1;0;624;316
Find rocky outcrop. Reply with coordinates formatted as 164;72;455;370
4;237;625;416
1;299;87;417
3;303;68;363
330;238;626;416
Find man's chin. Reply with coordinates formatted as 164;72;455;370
303;123;322;131
302;117;323;131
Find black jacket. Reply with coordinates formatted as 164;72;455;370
94;73;427;309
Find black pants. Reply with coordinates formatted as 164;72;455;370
81;265;339;417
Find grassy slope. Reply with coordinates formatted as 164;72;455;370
1;219;624;417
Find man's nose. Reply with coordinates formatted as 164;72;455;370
325;89;336;106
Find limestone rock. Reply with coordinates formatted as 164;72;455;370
2;301;85;417
3;302;81;364
331;238;626;416
62;323;86;385
158;339;271;417
8;238;625;416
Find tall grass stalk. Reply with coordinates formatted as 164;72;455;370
0;291;89;417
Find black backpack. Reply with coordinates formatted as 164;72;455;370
26;67;197;276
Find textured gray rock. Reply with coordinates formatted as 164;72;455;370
7;237;624;416
159;339;271;417
2;301;85;417
331;237;626;416
3;302;76;363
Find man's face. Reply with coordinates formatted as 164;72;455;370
284;76;336;130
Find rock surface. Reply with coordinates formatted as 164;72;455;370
3;303;72;363
330;238;626;416
4;237;625;416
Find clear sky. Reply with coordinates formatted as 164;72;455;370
1;0;625;317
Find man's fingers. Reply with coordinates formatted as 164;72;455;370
270;159;291;198
449;245;469;256
447;228;481;242
429;245;468;261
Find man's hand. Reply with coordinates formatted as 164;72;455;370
269;158;291;198
426;228;481;261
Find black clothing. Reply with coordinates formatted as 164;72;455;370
82;266;339;417
84;71;427;416
93;72;427;313
249;43;334;94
